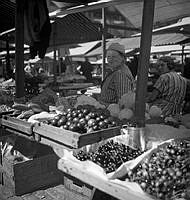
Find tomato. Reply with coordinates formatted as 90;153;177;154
57;119;65;127
63;124;69;130
73;117;79;123
54;114;62;121
83;109;88;115
85;114;91;121
51;119;58;126
78;113;84;119
79;118;86;126
87;119;96;127
72;111;78;118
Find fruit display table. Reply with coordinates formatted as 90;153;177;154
57;137;190;200
57;156;153;200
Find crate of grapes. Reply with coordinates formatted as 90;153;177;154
58;139;151;200
109;138;190;200
33;107;121;149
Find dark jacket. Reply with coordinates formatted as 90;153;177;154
24;0;51;59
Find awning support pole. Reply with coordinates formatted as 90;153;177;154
181;45;185;75
15;0;25;99
102;7;106;81
6;36;11;79
182;45;185;65
134;0;155;127
53;23;57;82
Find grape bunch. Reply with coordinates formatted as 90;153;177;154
74;140;142;173
127;140;190;200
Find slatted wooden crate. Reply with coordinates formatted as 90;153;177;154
0;135;63;196
1;116;33;136
63;174;95;200
33;123;121;149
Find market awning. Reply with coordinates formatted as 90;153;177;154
2;0;190;37
86;33;189;56
152;17;190;35
151;45;190;54
49;13;112;47
115;0;190;29
48;0;190;30
69;41;101;57
0;0;15;36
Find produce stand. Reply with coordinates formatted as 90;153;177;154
1;0;190;200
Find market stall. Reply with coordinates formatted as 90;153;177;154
1;0;190;200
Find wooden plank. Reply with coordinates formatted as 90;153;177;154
38;137;74;153
1;116;33;135
33;123;120;149
78;127;121;147
134;0;155;127
58;159;153;200
13;154;59;177
3;169;63;196
33;123;80;148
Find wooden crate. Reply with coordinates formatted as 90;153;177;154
1;116;33;136
0;110;14;118
63;174;118;200
0;136;64;196
33;123;121;149
64;174;95;200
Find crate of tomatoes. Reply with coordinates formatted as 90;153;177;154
33;105;121;149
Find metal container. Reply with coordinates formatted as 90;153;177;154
122;126;146;151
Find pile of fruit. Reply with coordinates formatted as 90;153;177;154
74;140;142;173
107;91;163;122
126;140;190;200
48;105;120;134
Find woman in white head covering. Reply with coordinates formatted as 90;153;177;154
99;42;135;106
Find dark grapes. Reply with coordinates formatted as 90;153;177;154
74;140;142;173
127;140;190;200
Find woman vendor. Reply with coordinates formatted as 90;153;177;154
99;43;135;106
147;56;187;116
